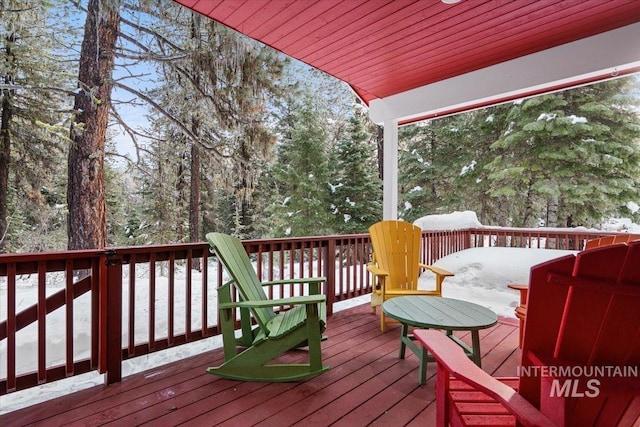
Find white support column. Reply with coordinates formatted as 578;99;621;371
383;119;398;220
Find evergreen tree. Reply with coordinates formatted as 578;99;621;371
485;78;640;228
467;104;518;226
329;109;382;233
67;0;119;250
398;113;475;222
134;10;285;241
0;0;76;252
268;94;331;237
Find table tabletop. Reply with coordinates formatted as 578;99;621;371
382;296;498;331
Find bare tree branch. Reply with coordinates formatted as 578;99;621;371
112;80;226;156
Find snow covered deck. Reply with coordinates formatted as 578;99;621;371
0;303;520;426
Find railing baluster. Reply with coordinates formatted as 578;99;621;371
91;256;101;370
7;263;16;392
149;253;156;351
65;260;74;376
128;254;136;356
186;250;192;341
325;239;336;315
201;249;208;338
168;252;175;346
105;253;122;385
37;261;46;383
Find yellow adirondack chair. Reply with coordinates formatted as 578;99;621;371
367;220;454;332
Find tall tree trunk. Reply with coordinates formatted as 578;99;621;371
188;13;201;269
521;178;535;227
546;195;559;249
175;151;187;239
67;0;119;250
189;141;201;269
546;195;558;227
0;29;16;253
0;96;10;253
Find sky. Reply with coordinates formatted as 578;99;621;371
2;210;639;414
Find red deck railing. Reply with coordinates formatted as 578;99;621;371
0;227;620;394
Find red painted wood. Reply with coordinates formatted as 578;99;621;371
186;250;192;340
201;249;208;338
149;252;156;351
0;229;624;396
0;275;92;340
37;262;46;383
416;242;640;426
6;263;16;392
358;5;634;98
65;260;74;376
175;0;640;104
168;252;175;346
128;253;136;355
322;0;534;78
105;260;123;384
0;304;520;426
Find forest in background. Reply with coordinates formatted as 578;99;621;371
1;0;640;254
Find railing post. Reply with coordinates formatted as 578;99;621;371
324;240;336;316
464;229;472;250
103;250;123;385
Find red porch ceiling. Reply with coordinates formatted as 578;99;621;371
173;0;640;105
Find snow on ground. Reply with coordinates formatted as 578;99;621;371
420;246;576;318
2;210;639;414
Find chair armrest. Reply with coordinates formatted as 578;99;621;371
508;284;528;305
414;329;557;427
219;294;326;309
420;264;454;278
366;263;389;277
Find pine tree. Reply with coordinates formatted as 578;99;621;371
133;10;285;241
485;77;640;228
67;0;119;250
398;113;475;222
268;94;331;237
329;109;382;233
468;104;518;226
0;0;76;252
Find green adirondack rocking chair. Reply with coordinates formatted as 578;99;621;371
205;232;329;382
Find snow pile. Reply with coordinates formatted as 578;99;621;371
413;210;483;231
420;247;576;318
600;217;640;232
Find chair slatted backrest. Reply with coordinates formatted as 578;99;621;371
369;220;422;290
207;232;275;330
584;233;640;249
520;242;640;425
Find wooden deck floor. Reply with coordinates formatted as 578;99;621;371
1;303;521;427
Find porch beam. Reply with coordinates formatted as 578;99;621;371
369;22;640;125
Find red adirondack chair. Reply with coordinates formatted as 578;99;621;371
415;241;640;426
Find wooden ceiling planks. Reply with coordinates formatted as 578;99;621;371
173;0;640;104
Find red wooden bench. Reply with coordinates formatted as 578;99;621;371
416;241;640;426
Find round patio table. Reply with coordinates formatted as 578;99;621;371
382;296;498;385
